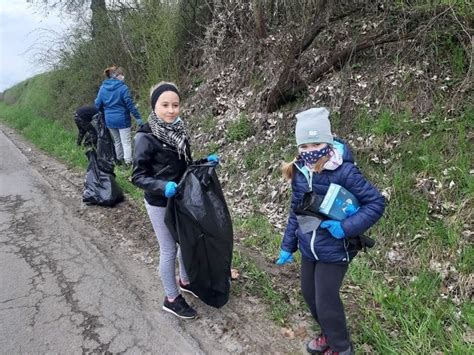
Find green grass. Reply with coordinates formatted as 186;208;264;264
235;214;282;258
226;112;254;142
351;266;471;353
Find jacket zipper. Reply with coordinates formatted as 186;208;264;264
310;230;319;260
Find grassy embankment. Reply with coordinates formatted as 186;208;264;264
1;71;473;353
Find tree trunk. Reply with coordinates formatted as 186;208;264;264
253;0;267;39
90;0;107;39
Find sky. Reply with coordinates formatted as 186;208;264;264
0;0;72;92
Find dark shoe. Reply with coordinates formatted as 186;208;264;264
322;345;354;355
179;279;199;298
162;294;197;319
307;334;329;354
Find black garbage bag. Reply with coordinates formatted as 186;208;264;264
90;112;116;173
74;106;98;147
165;163;233;308
82;150;124;206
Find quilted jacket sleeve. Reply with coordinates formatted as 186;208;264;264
340;164;385;238
281;172;308;253
131;133;167;196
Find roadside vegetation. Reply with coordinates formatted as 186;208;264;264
1;0;472;353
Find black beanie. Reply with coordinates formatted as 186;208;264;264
150;84;180;110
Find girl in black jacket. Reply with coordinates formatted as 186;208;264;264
132;82;218;319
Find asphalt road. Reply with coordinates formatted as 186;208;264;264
0;128;209;353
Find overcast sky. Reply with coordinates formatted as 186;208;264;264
0;0;72;92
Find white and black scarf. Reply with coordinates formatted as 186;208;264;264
148;111;190;161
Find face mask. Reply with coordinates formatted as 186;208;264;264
300;145;330;166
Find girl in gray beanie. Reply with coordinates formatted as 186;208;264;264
277;107;385;355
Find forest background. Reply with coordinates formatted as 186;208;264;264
0;0;473;353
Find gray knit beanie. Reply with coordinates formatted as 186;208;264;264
295;107;333;146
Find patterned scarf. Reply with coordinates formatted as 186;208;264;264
148;111;190;161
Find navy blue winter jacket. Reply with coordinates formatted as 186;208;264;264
281;140;385;263
95;79;142;129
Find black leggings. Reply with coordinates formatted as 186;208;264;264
301;257;350;352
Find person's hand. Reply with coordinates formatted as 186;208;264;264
320;220;345;239
344;204;359;217
164;181;178;198
276;250;294;265
207;154;219;165
136;118;144;126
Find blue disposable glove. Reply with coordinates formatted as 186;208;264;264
136;118;144;126
207;154;219;165
344;204;359;217
164;181;177;198
276;250;294;265
320;220;346;239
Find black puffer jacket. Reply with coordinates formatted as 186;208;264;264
132;124;192;207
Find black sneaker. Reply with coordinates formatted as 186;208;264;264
162;295;197;319
179;279;199;298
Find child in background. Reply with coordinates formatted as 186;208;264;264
276;107;385;354
95;65;143;167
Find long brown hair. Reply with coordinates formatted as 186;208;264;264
281;151;331;181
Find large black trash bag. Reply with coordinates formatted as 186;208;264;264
82;150;124;206
165;163;233;308
90;112;116;173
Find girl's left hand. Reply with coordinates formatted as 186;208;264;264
320;220;345;239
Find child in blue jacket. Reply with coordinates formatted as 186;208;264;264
95;65;143;166
276;107;385;355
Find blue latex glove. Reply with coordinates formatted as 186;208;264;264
320;220;346;239
276;250;294;265
344;204;359;217
207;154;219;165
164;181;177;198
136;118;144;126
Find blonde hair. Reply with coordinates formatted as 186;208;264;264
104;65;124;78
281;150;331;181
149;81;179;98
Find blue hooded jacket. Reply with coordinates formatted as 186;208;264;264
281;140;385;263
95;79;142;129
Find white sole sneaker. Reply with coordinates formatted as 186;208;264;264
162;305;197;319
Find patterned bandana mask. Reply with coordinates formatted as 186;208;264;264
300;145;330;167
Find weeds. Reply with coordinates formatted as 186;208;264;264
226;112;253;142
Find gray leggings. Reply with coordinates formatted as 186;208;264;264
145;201;189;299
